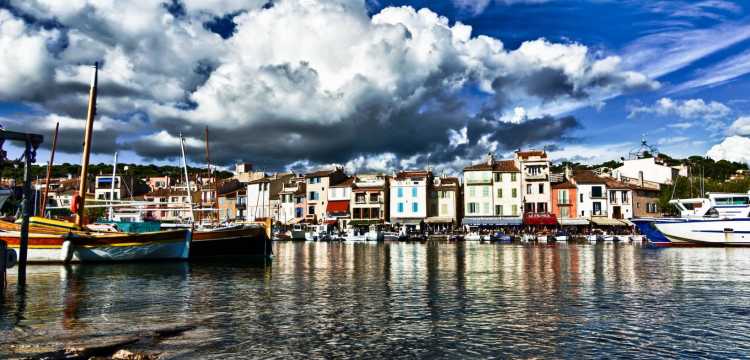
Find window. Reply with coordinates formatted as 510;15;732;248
356;193;366;203
512;205;518;216
592;186;603;198
482;186;490;197
560;206;569;218
373;208;380;218
412;187;418;198
537;202;547;213
469;187;476;197
309;191;319;201
559;190;568;204
593;202;602;215
622;191;628;203
398;203;404;213
494;173;501;182
295;208;303;218
440;191;450;199
370;193;379;203
397;188;404;198
512;188;517;198
538;184;544;194
526;184;532;195
610;191;616;203
495;205;503;216
308;206;315;215
412;202;418;212
468;202;478;214
497;188;503;198
441;204;448;215
511;173;517;182
580;193;584;203
353;208;362;219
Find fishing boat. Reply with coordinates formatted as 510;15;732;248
191;223;272;258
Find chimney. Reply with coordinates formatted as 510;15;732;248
486;152;494;166
564;166;572;180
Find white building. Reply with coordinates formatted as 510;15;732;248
389;170;432;231
246;173;294;222
605;179;634;220
612;157;679;186
570;170;608;218
304;168;347;224
278;178;305;225
515;150;552;215
462;154;522;227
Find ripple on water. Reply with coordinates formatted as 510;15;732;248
3;244;750;358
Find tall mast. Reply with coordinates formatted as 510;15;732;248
204;126;213;224
180;133;195;224
108;152;118;221
75;62;98;227
40;121;59;216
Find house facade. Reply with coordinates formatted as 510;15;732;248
462;154;523;227
570;170;608;218
304;168;347;224
327;177;354;228
427;176;461;229
389;170;432;231
551;181;578;222
246;173;294;222
279;178;306;225
515;150;552;215
604;179;634;220
632;187;662;218
350;174;388;228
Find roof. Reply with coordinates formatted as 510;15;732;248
294;183;306;195
395;170;431;180
516;150;547;159
436;177;460;189
604;178;633;190
552;181;577;189
305;168;339;178
571;170;607;184
144;188;188;197
330;177;355;188
464;159;519;172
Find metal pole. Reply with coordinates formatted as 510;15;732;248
109;152;118;221
40;122;59;216
76;63;98;227
179;133;195;224
18;140;33;286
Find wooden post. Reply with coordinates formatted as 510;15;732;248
18;139;33;286
40;121;59;216
1;240;6;294
76;63;98;227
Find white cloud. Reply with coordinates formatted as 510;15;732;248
448;127;469;148
707;136;750;164
727;117;750;136
673;49;750;92
667;122;694;130
0;10;57;100
451;0;550;15
628;97;731;120
656;136;690;146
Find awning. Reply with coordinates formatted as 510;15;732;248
523;213;557;225
590;217;626;226
326;200;349;217
287;218;303;225
324;220;338;225
391;218;423;225
620;219;635;226
425;216;455;224
558;218;589;226
462;217;523;226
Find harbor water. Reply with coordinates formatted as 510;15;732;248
2;242;750;358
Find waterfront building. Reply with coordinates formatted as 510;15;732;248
515;150;552;216
233;162;266;183
279;177;306;225
94;175;129;201
144;176;171;191
570;170;608;218
350;174;389;228
612;157;678;188
604;178;634;220
551;180;586;225
389;170;432;232
217;188;247;222
327;177;354;228
426;176;461;231
142;188;193;222
304;167;347;224
462;154;523;227
632;186;662;218
246;173;294;222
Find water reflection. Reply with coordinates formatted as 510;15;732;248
3;243;750;358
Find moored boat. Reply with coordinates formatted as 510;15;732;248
191;224;272;258
654;218;750;246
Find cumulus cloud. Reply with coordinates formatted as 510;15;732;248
628;97;731;120
726;116;750;136
1;0;656;173
707;136;750;164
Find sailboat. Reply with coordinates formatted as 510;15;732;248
0;63;190;263
177;130;273;258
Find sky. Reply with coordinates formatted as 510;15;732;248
1;0;750;176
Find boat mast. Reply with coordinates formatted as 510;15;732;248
180;133;195;224
39;121;59;216
75;62;98;227
108;151;118;221
204;126;213;224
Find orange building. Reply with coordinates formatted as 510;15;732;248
551;181;577;221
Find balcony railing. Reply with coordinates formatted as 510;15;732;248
524;173;548;180
589;194;606;199
466;179;491;185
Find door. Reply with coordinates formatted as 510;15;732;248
613;206;622;219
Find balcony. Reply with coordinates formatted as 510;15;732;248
524;173;548;181
589;194;606;199
466;178;491;185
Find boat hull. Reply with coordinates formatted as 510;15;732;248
654;219;750;246
1;233;66;262
190;226;271;258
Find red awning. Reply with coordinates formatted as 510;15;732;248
523;213;557;225
324;220;338;225
326;200;349;216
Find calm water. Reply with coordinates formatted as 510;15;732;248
2;242;750;358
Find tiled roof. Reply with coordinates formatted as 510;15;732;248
516;150;547;159
395;170;430;180
305;169;338;178
552;181;577;189
331;177;355;187
464;159;519;172
571;170;608;184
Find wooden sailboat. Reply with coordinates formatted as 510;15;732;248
177;131;272;258
0;63;190;263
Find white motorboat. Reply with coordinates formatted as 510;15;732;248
521;234;536;243
464;232;488;241
382;231;399;241
654;219;750;246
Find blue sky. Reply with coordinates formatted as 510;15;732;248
1;0;750;173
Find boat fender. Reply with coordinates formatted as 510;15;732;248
60;240;74;263
70;194;81;213
5;247;16;269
